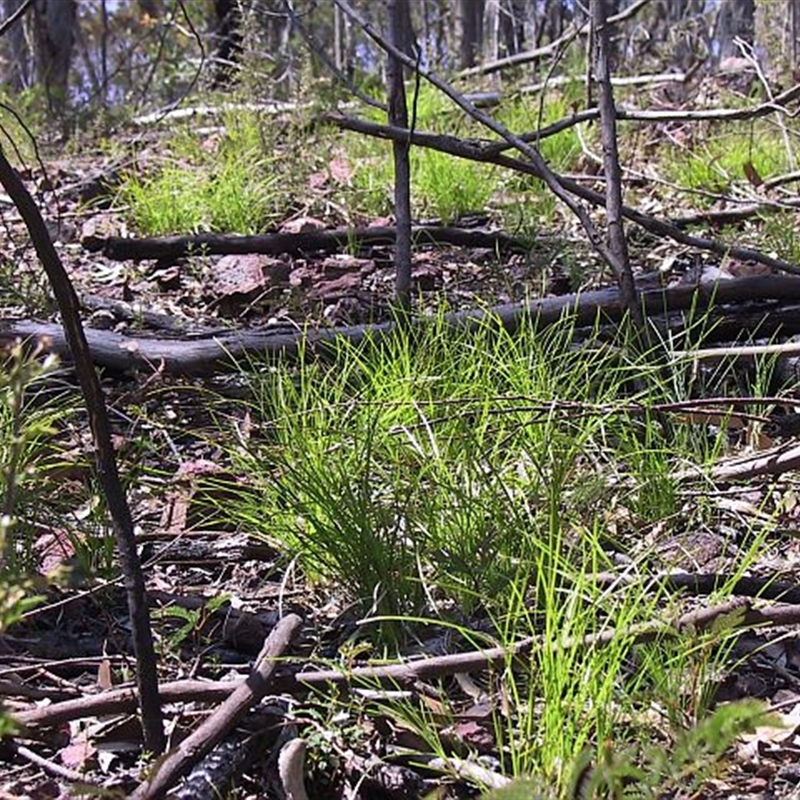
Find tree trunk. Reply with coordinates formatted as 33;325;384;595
32;0;76;113
500;0;527;56
387;0;413;310
211;0;244;88
715;0;755;60
458;0;484;68
2;0;32;91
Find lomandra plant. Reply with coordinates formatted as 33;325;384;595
223;310;729;634
0;345;79;571
0;346;64;733
117;109;278;235
212;307;782;792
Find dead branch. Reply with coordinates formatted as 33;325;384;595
131;101;308;127
591;572;800;605
387;0;413;309
9;741;98;785
130;613;302;800
325;113;800;276
6;276;800;376
673;441;800;483
18;599;800;738
0;151;165;754
482;82;800;156
82;224;528;261
669;197;800;228
15;679;250;733
520;70;688;96
455;0;651;78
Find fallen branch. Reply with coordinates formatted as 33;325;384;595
5;276;800;376
481;81;800;157
591;572;800;605
18;598;800;736
130;613;302;800
673;441;800;483
9;741;98;784
82;224;528;262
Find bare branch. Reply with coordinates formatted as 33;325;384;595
0;148;166;754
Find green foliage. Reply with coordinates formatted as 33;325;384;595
497;95;583;173
208;309;778;791
0;88;48;162
0;347;77;566
664;123;789;194
478;701;769;798
0;347;75;736
579;700;771;798
117;110;279;235
0;253;51;323
412;148;495;221
221;312;747;632
348;138;495;223
481;778;556;799
345;90;583;226
761;210;800;263
155;593;230;651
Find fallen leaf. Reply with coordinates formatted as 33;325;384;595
279;216;326;234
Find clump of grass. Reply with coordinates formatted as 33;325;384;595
117;110;279;235
0;346;81;570
346;137;496;223
412;148;496;221
344;89;586;225
223;312;735;625
496;93;583;174
761;210;800;263
663;122;789;194
212;310;776;792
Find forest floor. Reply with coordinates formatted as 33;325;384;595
3;93;800;800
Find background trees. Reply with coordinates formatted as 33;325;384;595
0;0;785;128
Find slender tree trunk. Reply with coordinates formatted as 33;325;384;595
211;0;243;88
458;0;484;68
387;0;413;310
590;0;641;327
32;0;76;114
0;147;165;756
715;0;755;61
2;0;32;91
787;0;800;72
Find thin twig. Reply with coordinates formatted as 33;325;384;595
20;599;800;737
11;741;99;784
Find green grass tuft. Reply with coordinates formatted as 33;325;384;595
117;110;279;235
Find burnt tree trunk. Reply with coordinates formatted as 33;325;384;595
212;0;244;87
32;0;76;113
458;0;484;68
715;0;755;60
2;0;32;91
